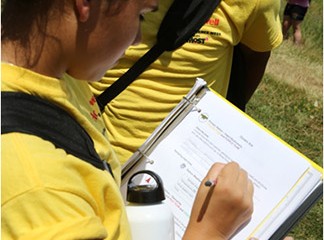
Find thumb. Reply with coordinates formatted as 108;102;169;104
202;162;225;185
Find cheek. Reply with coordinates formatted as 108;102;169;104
118;19;142;48
88;37;134;80
87;13;142;80
101;20;141;64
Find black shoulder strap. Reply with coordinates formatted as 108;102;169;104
1;91;113;176
96;0;222;110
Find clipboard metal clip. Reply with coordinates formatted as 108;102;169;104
183;96;202;113
137;149;155;164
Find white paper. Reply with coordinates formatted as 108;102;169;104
122;89;322;240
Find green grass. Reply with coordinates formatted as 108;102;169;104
247;76;322;167
300;0;323;59
247;76;323;240
246;1;323;238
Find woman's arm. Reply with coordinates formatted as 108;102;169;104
183;162;254;240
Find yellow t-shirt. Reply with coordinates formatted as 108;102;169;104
90;0;283;164
1;63;131;240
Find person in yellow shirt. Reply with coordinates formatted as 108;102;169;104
90;0;283;165
2;1;254;240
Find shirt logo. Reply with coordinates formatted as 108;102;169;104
186;17;221;45
206;18;220;26
89;95;96;105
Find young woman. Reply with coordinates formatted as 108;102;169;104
1;1;253;239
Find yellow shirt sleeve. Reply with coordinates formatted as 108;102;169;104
240;0;283;51
2;132;131;240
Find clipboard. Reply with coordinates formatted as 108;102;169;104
121;78;323;240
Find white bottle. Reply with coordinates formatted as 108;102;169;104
126;170;175;240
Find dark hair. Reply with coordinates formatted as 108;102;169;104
2;0;127;44
1;0;127;66
1;1;66;67
1;1;58;46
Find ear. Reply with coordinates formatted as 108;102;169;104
75;0;90;22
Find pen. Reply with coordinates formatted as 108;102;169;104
198;178;217;221
204;179;217;187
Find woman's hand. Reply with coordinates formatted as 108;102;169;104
183;162;254;240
